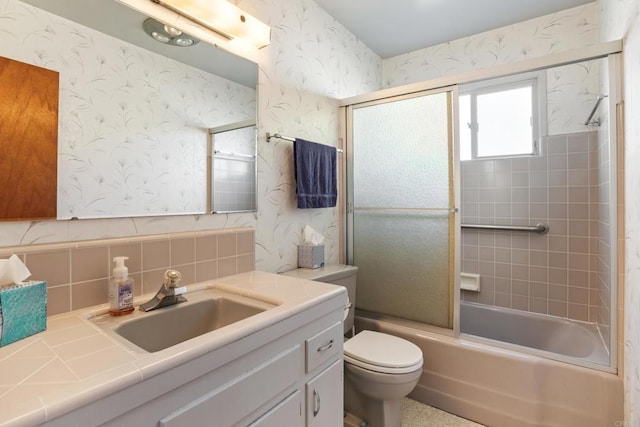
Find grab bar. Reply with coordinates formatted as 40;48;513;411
461;223;549;234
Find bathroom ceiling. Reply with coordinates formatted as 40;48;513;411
314;0;595;58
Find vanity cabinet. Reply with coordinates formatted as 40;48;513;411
44;299;344;427
304;321;344;426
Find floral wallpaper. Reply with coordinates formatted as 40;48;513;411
382;4;598;88
0;0;382;272
545;60;601;135
599;0;640;424
234;0;382;272
0;0;255;219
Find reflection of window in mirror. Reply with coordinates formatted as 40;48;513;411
459;71;546;161
209;120;257;213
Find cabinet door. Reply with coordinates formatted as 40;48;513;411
159;345;300;427
306;359;343;427
248;390;303;427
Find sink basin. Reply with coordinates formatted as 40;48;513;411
91;291;276;353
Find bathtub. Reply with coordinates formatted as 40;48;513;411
460;301;609;366
355;309;623;427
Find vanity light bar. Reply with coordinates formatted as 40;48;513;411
152;0;271;48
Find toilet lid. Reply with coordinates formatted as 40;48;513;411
344;331;423;374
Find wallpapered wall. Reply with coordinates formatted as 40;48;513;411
0;0;381;266
234;0;381;271
0;0;256;219
383;4;597;87
599;0;640;423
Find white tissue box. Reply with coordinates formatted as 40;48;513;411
298;245;324;269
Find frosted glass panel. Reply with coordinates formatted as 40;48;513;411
353;211;451;327
350;90;453;329
353;92;450;208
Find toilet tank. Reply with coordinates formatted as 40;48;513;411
281;265;357;334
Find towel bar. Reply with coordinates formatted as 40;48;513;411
266;132;344;153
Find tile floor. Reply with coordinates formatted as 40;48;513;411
401;398;485;427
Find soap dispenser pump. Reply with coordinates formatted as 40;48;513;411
109;256;134;316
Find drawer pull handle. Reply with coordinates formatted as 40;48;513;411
313;389;321;417
317;340;334;352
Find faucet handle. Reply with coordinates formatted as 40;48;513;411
164;270;182;288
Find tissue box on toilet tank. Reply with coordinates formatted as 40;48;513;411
298;245;324;269
0;281;47;346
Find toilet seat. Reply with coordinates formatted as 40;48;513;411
344;330;423;374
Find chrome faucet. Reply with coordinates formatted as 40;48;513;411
139;270;187;312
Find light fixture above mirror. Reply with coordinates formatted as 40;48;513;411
143;17;200;46
152;0;270;49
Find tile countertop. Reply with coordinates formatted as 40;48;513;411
0;271;346;427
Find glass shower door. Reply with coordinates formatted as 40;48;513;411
347;89;455;329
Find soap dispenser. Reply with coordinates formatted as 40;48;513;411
109;256;134;316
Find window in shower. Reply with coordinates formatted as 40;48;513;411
459;72;546;160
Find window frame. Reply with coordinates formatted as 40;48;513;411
459;71;547;161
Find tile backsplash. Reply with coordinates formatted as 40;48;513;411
0;228;255;316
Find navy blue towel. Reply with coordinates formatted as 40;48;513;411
293;138;337;208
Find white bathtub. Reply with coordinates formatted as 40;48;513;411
355;310;623;427
460;301;609;365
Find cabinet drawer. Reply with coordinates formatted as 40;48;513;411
305;321;342;373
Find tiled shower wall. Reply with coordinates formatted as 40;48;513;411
460;131;602;322
0;228;255;317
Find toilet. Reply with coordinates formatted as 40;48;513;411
283;265;423;427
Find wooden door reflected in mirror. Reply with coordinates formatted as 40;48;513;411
0;56;58;221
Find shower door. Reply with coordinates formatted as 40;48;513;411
347;88;456;329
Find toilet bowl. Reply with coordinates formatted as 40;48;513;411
282;265;424;427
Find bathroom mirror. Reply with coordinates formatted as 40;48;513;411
5;0;257;219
